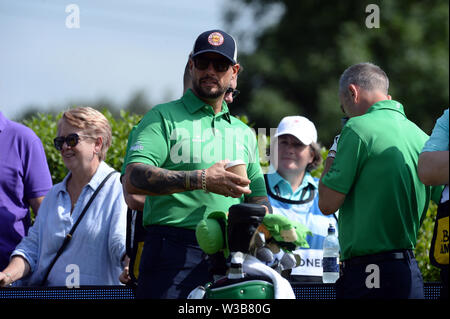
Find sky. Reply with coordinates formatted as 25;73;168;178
0;0;231;120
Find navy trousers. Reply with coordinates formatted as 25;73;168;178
136;225;213;299
336;250;424;299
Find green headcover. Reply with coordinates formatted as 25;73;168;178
262;214;312;250
196;211;311;257
195;211;229;258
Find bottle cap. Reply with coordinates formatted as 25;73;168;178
328;224;335;234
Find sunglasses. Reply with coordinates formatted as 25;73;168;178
193;57;232;73
53;133;93;151
226;87;240;99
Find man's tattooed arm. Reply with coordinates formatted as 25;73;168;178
124;163;201;196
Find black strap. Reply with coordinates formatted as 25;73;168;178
263;174;315;205
263;174;338;222
41;170;118;286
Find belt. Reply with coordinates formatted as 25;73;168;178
342;249;414;268
146;225;198;244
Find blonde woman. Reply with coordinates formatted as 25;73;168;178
0;107;127;287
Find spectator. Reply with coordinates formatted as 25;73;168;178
120;55;241;286
0;107;127;287
266;115;337;282
224;71;239;104
318;62;438;299
184;53;240;101
122;29;270;299
418;108;448;299
0;111;52;271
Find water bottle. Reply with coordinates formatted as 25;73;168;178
322;224;340;283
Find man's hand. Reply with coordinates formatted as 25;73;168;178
124;161;252;198
205;161;252;198
319;135;346;215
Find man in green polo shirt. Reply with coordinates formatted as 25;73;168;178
318;62;438;299
122;29;270;299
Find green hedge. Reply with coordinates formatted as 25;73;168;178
22;109;142;183
22;109;441;281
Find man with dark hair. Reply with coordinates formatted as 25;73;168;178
120;48;243;288
318;62;440;299
122;30;270;299
184;52;240;103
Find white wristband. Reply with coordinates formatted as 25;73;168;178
327;151;336;158
329;134;340;152
328;134;340;158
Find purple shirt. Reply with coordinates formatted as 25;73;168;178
0;111;52;269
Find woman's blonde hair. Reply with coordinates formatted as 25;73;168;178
58;107;112;161
306;141;323;172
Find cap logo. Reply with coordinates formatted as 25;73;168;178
208;32;224;46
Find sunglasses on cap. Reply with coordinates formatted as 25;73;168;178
53;133;93;151
226;87;240;99
193;56;232;73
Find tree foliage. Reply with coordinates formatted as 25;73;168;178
225;0;449;146
22;109;143;184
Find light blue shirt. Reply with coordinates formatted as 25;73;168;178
265;171;338;277
266;171;316;201
12;161;127;286
422;108;449;152
421;108;449;203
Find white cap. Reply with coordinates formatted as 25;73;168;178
273;116;317;145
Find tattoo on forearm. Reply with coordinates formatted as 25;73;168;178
186;170;200;191
130;163;199;195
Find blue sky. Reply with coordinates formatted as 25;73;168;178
0;0;229;119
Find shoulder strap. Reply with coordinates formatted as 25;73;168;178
263;174;315;205
264;174;338;221
41;170;118;286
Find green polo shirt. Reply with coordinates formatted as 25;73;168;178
124;89;267;230
322;100;434;260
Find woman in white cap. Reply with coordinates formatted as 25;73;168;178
265;116;338;283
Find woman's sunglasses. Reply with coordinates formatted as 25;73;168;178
53;133;92;151
193;57;232;73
